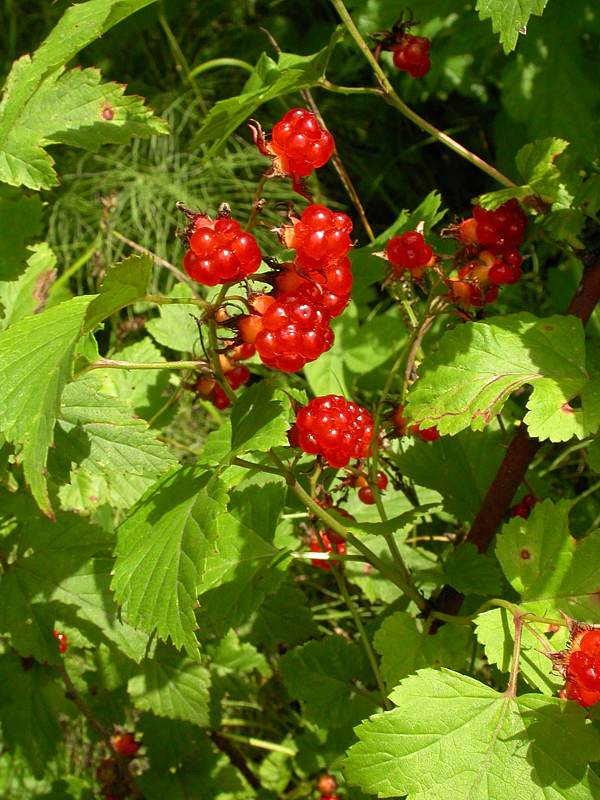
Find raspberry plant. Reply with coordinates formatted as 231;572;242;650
1;1;600;799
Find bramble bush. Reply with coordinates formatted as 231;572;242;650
1;1;600;798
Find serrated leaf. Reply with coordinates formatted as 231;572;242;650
196;512;289;637
112;466;229;655
230;382;291;455
373;612;471;689
248;580;319;648
84;253;151;331
280;637;378;729
193;29;344;155
0;295;91;514
0;186;43;282
406;313;590;441
394;428;504;520
208;630;271;677
345;668;600;799
0;652;67;778
479;138;570;209
444;542;503;595
0;243;56;330
56;376;177;512
0;0;165;190
476;0;549;53
495;499;600;621
145;282;200;353
475;607;568;695
128;643;211;725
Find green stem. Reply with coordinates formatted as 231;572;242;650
232;457;283;478
144;293;209;310
246;171;270;231
317;78;383;96
158;7;207;112
329;0;515;188
430;597;568;629
207;318;236;402
268;449;427;610
505;612;524;698
82;358;208;373
189;57;254;79
218;733;296;756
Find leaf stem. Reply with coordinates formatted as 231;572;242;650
329;0;515;188
144;293;209;310
505;611;524;698
218;732;296;756
189;57;254;79
82;357;208;372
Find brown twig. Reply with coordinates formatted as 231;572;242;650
210;731;262;791
429;254;600;628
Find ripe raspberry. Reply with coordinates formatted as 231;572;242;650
309;529;346;570
254;290;334;372
472;199;527;253
510;493;538;518
488;260;522;286
386;231;433;274
410;423;440;442
270;108;334;177
53;629;67;654
275;257;352;318
392;404;408;436
317;775;338;795
184;215;262;286
230;342;255;361
282;205;353;271
392;35;431;78
563;676;600;708
290;395;374;468
567;650;600;692
579;630;600;658
111;732;140;758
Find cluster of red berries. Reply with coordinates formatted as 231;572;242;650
237;204;353;372
392;34;431;77
252;108;334;193
289;395;374;468
386;230;434;279
510;493;538;519
309;528;347;570
193;349;253;409
448;199;527;308
553;627;600;709
183;213;262;286
316;774;339;799
392;404;439;441
353;470;388;505
53;629;67;654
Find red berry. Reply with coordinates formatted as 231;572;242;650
270;108;334;178
53;629;67;654
110;732;140;758
579;630;600;659
317;775;338;795
563;676;600;708
410;423;440;442
488;260;522;286
376;470;388;490
386;231;433;273
510;493;538;518
284;205;353;271
254;290;334;372
230;342;255;361
392;404;408;435
184;214;262;285
358;486;375;505
275;258;352;319
291;395;374;468
212;384;231;410
472;200;527;254
458;217;479;245
225;365;250;390
309;529;346;570
392;35;431;78
568;651;600;691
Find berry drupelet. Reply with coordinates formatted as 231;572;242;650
184;214;262;286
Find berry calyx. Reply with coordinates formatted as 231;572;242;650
53;629;67;654
269;108;334;178
184;214;262;286
290;395;374;468
282;205;353;271
386;231;433;274
392;34;431;78
110;732;140;758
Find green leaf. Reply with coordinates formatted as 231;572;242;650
128;643;211;725
406;313;590;441
588;438;600;473
207;630;271;677
303;316;350;397
394;428;504;520
0;652;67;778
248;580;319;648
479;138;570;208
230;382;291;455
475;607;568;695
476;0;549;53
0;186;43;282
443;543;504;595
196;512;288;637
0;0;166;190
373;612;470;689
84;253;151;331
193;29;344;155
345;668;600;799
112;466;229;655
0;243;56;330
279;636;378;730
145;282;200;352
55;376;177;512
0;295;91;514
495;499;600;621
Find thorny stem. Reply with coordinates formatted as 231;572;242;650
301;88;375;242
329;0;515;188
505;612;524;699
57;665;143;799
267;449;428;610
